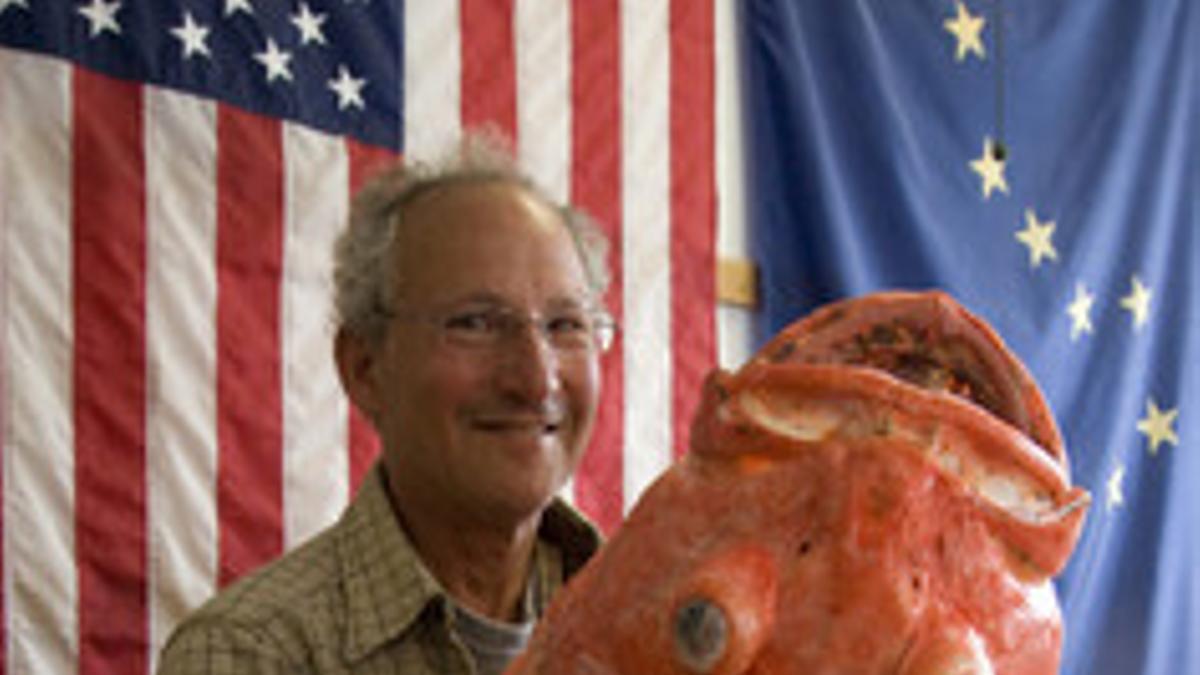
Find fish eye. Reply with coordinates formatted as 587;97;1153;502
673;596;728;673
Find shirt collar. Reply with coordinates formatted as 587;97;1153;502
339;465;444;661
337;464;603;662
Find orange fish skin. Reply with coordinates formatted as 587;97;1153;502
507;291;1089;675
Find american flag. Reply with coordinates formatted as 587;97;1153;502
0;1;716;672
743;2;1196;674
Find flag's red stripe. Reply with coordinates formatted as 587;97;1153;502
669;0;718;459
72;68;148;675
460;0;517;137
345;139;394;494
215;106;285;586
572;1;624;533
347;407;379;497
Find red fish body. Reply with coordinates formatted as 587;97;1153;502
509;291;1090;674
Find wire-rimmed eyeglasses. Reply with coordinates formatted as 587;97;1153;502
378;301;616;353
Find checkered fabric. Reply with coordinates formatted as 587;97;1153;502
157;463;600;674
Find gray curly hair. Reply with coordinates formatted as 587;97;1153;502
333;133;612;343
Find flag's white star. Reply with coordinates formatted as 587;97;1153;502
1015;208;1058;268
225;0;253;17
170;11;211;60
969;137;1008;199
1119;275;1153;330
328;65;367;110
0;0;29;15
944;1;986;62
253;38;293;83
1137;399;1179;456
291;3;328;46
1106;464;1125;512
78;0;122;38
1066;282;1095;341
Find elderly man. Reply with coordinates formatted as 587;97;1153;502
158;137;611;675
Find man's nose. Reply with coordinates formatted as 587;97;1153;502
494;323;562;402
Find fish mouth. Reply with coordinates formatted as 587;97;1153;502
736;365;1077;525
733;365;1091;577
694;291;1090;575
753;290;1067;470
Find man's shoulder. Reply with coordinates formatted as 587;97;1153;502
206;527;342;624
156;467;432;674
157;526;345;673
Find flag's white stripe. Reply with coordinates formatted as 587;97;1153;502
144;87;220;670
404;0;462;159
0;51;78;675
714;0;754;369
282;124;351;547
515;0;571;202
620;1;673;510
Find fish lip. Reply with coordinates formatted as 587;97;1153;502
731;365;1086;522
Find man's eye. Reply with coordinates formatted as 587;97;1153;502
444;311;499;333
546;314;589;335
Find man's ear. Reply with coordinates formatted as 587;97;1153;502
335;328;380;422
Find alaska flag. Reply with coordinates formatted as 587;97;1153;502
742;2;1196;674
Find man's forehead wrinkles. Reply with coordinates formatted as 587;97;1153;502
399;179;556;227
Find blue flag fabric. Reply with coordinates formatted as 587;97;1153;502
742;2;1196;673
0;0;402;149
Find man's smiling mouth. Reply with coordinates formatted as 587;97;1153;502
473;416;563;434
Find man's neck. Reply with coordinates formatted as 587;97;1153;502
386;479;543;622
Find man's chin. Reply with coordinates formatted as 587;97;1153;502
488;472;573;518
475;492;559;531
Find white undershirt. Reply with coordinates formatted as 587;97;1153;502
451;598;536;675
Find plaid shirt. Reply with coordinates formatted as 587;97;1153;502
157;463;601;674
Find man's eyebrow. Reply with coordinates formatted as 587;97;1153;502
441;292;508;307
541;299;608;317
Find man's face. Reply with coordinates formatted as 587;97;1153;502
354;181;603;528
